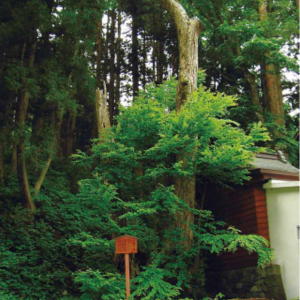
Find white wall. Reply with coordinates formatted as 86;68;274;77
263;180;300;300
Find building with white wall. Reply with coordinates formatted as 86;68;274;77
264;179;299;300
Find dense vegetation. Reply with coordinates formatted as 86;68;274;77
0;0;298;299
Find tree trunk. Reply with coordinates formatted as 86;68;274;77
0;142;4;185
62;111;76;157
33;109;62;196
34;156;52;196
152;40;157;83
141;33;147;89
162;0;201;247
95;84;111;140
163;0;201;109
108;9;116;124
96;17;104;85
16;42;36;212
155;17;166;85
131;7;139;97
244;71;264;122
259;0;284;127
103;13;110;84
156;39;165;84
11;147;17;173
263;63;284;126
115;11;122;117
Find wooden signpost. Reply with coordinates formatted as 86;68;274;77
115;235;138;299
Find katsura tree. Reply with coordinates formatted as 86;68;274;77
72;78;272;298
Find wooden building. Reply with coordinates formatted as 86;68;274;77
207;153;299;300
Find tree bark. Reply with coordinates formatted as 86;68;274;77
11;147;17;173
141;33;147;89
131;7;139;97
34;156;52;196
33;109;63;196
108;10;118;124
96;17;104;85
259;0;285;127
162;0;201;109
244;71;264;122
263;64;284;126
16;41;36;212
155;15;166;85
0;142;4;185
156;39;165;84
95;83;111;140
115;11;122;116
62;111;76;157
162;0;202;247
152;40;157;83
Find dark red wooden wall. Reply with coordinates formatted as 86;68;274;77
207;183;269;269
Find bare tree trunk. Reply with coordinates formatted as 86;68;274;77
162;0;201;247
259;0;285;127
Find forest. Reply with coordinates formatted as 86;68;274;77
0;0;298;299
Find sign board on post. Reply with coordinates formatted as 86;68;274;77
115;235;138;254
115;235;138;300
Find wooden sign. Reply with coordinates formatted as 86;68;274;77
115;235;138;299
115;235;138;254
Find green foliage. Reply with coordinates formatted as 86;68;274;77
0;172;120;299
202;293;225;300
70;79;272;298
0;78;273;299
262;113;299;166
192;211;272;267
0;0;296;298
131;265;181;299
74;270;124;300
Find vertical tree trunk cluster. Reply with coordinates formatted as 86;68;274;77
96;11;122;125
1;0;295;216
